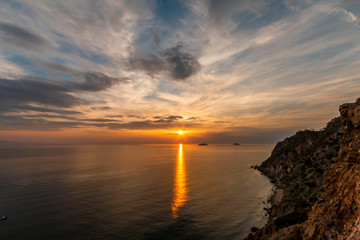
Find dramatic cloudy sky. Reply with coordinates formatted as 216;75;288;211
1;0;360;144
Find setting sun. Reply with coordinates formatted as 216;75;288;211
178;130;184;135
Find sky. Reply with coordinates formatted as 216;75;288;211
1;0;360;144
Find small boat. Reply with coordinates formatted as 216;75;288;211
198;143;208;146
1;216;8;221
233;143;240;145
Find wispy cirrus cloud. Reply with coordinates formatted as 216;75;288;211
1;0;360;143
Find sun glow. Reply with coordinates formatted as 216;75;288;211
178;130;184;135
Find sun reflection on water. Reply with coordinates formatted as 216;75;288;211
172;144;188;218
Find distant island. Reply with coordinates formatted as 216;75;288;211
246;98;360;239
198;143;208;146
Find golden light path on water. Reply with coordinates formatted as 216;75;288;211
172;144;188;218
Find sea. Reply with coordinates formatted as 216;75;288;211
0;144;274;239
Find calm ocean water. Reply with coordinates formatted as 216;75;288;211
0;144;273;239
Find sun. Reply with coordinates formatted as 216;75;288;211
178;130;184;135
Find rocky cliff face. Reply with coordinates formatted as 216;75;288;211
303;98;360;239
246;98;360;239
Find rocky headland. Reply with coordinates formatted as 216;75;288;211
246;98;360;240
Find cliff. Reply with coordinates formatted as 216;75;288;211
303;98;360;239
246;98;360;239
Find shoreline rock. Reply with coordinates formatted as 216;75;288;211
270;188;284;206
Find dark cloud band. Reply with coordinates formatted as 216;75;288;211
0;22;50;49
0;72;127;114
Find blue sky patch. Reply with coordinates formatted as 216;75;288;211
155;0;188;28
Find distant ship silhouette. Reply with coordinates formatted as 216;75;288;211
233;143;240;145
198;143;208;146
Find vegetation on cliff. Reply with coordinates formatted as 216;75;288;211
246;98;360;239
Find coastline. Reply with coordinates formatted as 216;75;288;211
246;98;360;239
245;115;343;239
